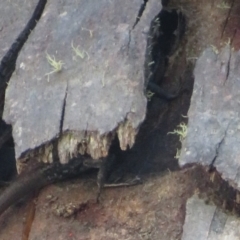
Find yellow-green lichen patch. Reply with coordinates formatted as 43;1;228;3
45;52;64;81
168;123;188;159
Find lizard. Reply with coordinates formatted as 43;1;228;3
145;8;186;100
0;153;141;216
0;5;184;217
0;155;101;216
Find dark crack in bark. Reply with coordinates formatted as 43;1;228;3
127;0;148;53
208;208;228;236
209;124;229;171
224;48;231;85
59;84;68;135
0;0;47;85
221;0;235;38
144;8;185;98
132;0;148;29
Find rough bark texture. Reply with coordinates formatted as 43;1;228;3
0;0;39;61
3;0;162;164
179;46;240;190
1;0;240;239
182;195;240;240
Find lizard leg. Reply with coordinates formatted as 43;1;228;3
148;82;180;100
96;156;142;202
84;155;142;202
103;176;142;188
82;156;112;202
96;158;107;202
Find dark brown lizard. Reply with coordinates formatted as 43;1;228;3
0;156;92;216
0;5;183;218
0;154;141;216
145;8;186;100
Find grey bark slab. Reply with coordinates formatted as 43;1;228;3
182;195;240;240
179;46;240;190
3;0;162;164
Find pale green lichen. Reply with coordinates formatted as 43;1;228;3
81;27;93;38
216;1;231;9
71;41;89;60
45;53;64;81
210;45;219;54
168;122;187;142
146;90;155;101
174;148;181;159
168;122;188;159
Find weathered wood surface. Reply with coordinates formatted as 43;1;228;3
0;0;46;180
3;0;162;164
0;0;41;124
179;46;240;190
0;0;39;61
2;1;240;239
182;195;240;240
0;0;44;97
